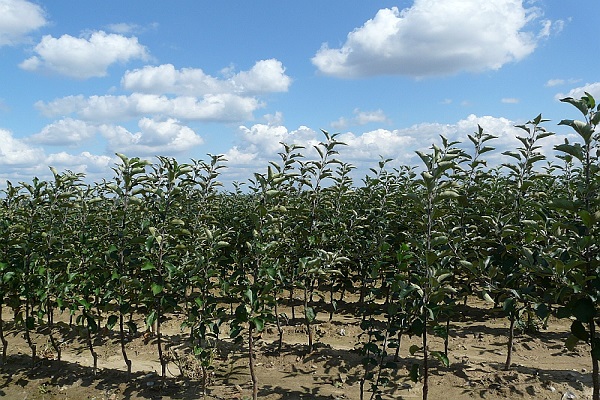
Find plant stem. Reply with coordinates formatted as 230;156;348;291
0;302;7;365
422;313;429;400
504;315;515;370
591;320;599;400
248;322;258;400
156;304;166;378
119;313;132;376
86;316;98;375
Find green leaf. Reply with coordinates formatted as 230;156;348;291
572;297;596;323
571;320;589;341
560;97;591;116
151;283;163;296
141;262;155;271
565;334;579;351
409;344;420;356
244;288;254;305
409;363;421;382
146;310;157;328
126;320;138;334
482;291;494;304
87;315;98;333
558;119;594;142
431;351;450;367
549;198;576;211
579;210;594;229
251;317;265;332
106;315;118;330
305;307;316;323
230;324;243;339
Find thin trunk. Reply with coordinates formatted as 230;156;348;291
328;285;335;322
289;288;295;321
119;313;132;375
369;330;391;400
46;301;61;361
394;332;402;362
422;318;429;400
359;378;365;400
274;292;283;354
444;316;450;358
304;285;313;353
86;317;98;375
248;322;258;400
24;298;36;368
504;315;515;370
591;321;599;400
156;305;166;378
0;302;7;365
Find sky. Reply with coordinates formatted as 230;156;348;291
0;0;599;189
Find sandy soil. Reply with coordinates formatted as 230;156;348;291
0;297;593;400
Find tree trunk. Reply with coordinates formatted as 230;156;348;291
119;313;132;375
591;320;599;400
156;305;166;378
248;322;258;400
86;317;98;375
422;321;429;400
504;315;515;370
0;302;8;365
24;299;36;368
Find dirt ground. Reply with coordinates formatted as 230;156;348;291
0;297;593;400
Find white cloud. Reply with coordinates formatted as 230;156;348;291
236;123;318;158
0;128;45;166
354;109;389;125
0;0;46;46
30;118;97;146
331;117;349;130
122;59;291;96
312;0;554;78
232;59;292;93
331;108;389;129
337;129;416;162
106;23;142;35
99;118;203;156
46;151;113;174
36;93;262;122
545;78;581;88
501;98;520;104
545;78;565;87
20;31;150;79
555;82;600;102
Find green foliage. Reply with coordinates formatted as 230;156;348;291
1;99;600;399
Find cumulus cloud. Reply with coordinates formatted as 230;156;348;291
331;108;390;129
30;118;97;146
236;123;318;159
0;128;45;166
46;151;113;174
312;0;557;78
225;114;570;183
0;0;46;46
20;30;150;79
501;98;520;104
99;117;203;156
555;82;600;102
36;93;262;122
122;59;291;96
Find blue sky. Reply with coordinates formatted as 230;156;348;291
0;0;598;187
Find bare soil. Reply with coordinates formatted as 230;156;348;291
0;298;593;400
